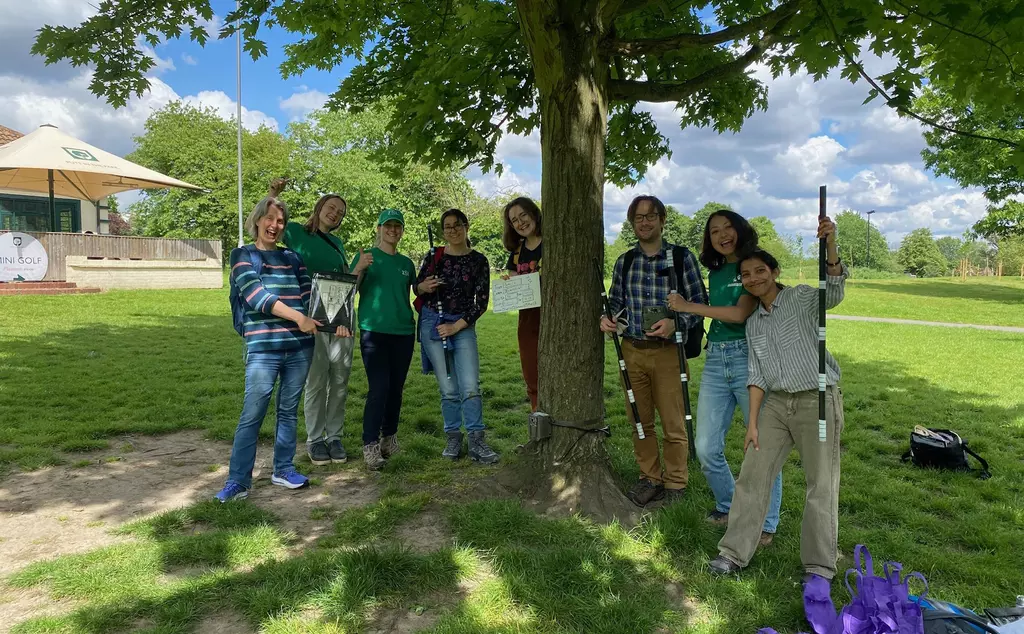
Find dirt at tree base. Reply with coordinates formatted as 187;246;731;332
496;431;641;527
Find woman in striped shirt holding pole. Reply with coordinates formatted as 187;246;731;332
709;215;847;583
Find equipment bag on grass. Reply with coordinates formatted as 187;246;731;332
901;426;991;480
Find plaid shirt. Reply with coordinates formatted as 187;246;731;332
608;241;708;340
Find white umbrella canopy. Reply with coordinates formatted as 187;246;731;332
0;124;202;201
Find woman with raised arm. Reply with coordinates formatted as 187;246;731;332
415;208;498;463
708;215;847;583
500;197;542;411
270;178;374;468
668;209;783;546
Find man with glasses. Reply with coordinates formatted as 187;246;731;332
600;195;708;507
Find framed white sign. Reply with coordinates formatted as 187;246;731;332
0;232;48;282
492;272;541;313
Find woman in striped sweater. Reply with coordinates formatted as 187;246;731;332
216;197;320;503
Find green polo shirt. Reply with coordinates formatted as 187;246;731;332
352;247;416;335
707;261;749;342
282;221;349;275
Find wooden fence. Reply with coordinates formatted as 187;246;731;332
2;232;222;281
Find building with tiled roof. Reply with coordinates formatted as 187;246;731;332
0;124;24;146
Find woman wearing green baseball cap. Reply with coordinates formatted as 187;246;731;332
352;209;417;470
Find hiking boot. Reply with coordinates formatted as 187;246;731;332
467;430;499;464
708;555;742;576
626;478;665;507
214;481;249;503
759;531;775;547
327;439;347;464
307;441;331;466
271;469;310;489
662;487;686;506
363;442;386;471
442;431;464;460
380;434;400;459
706;510;729;526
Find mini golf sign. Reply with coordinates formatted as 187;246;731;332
0;232;49;282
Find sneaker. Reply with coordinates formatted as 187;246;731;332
380;434;400;459
363;442;386;471
307;441;331;466
706;510;729;526
327;439;347;464
214;481;249;503
442;431;464;460
708;555;742;576
662;487;686;505
467;430;499;464
626;478;665;507
271;469;309;490
759;531;775;547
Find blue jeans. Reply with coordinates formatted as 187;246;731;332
227;347;313;488
696;339;782;533
419;319;484;432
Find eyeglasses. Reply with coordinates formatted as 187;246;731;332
633;212;661;224
443;223;466;233
510;213;532;227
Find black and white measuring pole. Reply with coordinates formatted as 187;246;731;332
427;224;452;379
817;185;827;443
666;249;696;459
599;262;645;440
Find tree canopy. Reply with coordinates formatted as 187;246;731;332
127;103;476;260
916;83;1024;239
834;210;896;271
897;227;949;277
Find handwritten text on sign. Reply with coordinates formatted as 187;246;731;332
492;272;541;313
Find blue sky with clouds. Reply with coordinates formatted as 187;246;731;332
0;0;990;249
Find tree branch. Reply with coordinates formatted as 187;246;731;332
604;0;801;57
608;17;790;102
816;0;1020;149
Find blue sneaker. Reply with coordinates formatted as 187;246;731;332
271;469;309;490
215;481;249;503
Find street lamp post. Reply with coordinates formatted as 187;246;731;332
866;209;876;269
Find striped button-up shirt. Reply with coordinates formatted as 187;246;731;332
609;241;708;340
746;265;848;393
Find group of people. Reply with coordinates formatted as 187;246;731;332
215;183;543;497
600;195;847;582
216;177;848;583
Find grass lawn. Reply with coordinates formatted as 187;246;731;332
1;278;1023;633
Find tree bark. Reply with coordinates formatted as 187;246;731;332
502;0;638;524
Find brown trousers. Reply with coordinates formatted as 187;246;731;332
718;386;844;578
621;339;689;489
518;307;540;411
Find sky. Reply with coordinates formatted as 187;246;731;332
0;0;990;249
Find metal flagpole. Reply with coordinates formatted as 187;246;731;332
818;186;828;443
236;0;244;247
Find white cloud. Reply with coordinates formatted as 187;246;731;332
140;44;176;75
182;90;278;131
279;88;329;120
181;53;198;66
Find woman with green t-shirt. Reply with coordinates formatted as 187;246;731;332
353;209;417;471
270;179;372;468
668;209;783;545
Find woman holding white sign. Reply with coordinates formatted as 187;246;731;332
501;197;542;412
415;209;498;463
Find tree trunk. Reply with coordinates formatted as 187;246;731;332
501;0;637;524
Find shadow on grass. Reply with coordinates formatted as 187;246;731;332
854;280;1024;305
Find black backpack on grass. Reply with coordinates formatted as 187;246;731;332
901;427;991;480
